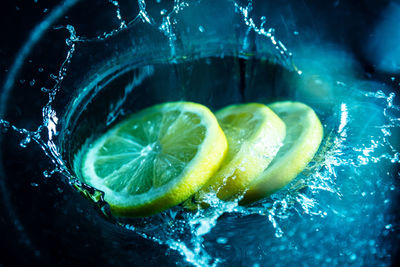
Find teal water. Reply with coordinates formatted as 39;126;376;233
0;0;399;266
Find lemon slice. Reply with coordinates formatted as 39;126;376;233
197;103;286;201
239;101;323;205
74;102;227;217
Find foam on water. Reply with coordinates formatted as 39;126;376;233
1;0;399;266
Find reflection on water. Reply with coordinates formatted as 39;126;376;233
0;0;399;266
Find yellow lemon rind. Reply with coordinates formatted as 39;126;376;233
240;101;323;205
198;103;286;201
79;102;228;217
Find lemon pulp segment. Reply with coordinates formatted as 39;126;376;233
74;102;228;217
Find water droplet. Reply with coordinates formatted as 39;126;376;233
38;67;44;72
385;224;392;230
19;136;31;148
1;120;10;129
31;182;39;187
29;79;36;86
274;228;283;238
124;224;135;231
198;26;205;32
160;9;167;15
381;128;392;136
350;254;357;261
19;79;25;84
293;31;299;35
216;237;227;244
43;170;52;178
391;77;396;81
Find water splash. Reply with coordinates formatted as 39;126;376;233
234;0;298;73
137;0;191;58
1;0;399;266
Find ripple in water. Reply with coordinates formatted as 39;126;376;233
1;0;399;266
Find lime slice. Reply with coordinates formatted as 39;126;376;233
197;103;286;201
74;102;228;217
240;101;323;205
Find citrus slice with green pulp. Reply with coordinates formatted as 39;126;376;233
239;101;323;205
196;103;286;202
73;102;228;217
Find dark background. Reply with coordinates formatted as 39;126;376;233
1;0;399;266
1;0;398;84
